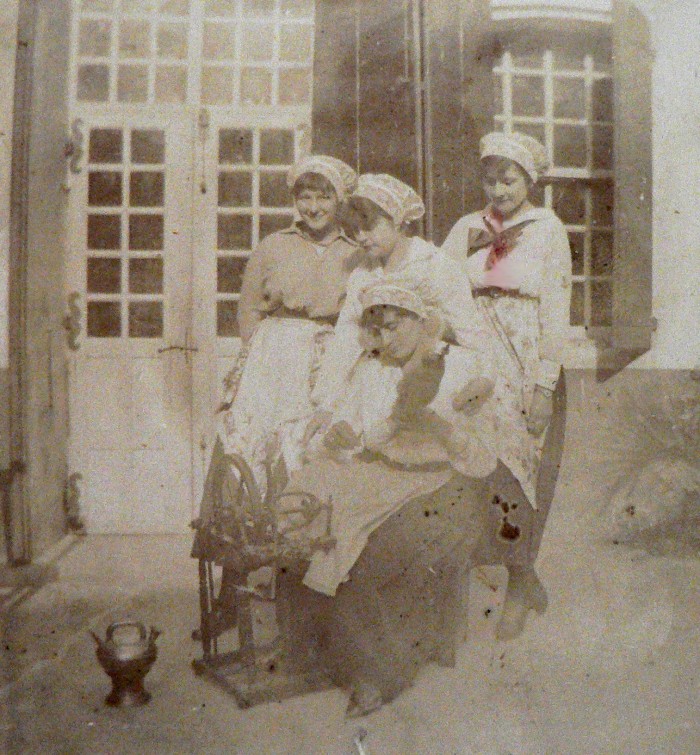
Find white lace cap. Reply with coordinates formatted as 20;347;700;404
353;173;425;225
286;155;358;199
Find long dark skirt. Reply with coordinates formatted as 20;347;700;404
278;473;489;701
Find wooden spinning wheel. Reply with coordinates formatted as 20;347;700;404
191;446;335;707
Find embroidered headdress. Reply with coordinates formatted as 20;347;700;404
286;155;358;199
352;173;425;225
479;131;549;182
359;282;428;320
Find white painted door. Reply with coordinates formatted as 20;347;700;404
67;118;197;532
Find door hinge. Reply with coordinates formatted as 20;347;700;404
63;292;82;350
64;473;86;534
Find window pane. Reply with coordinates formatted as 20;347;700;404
241;24;274;62
87;258;121;294
278;69;311;106
88;171;123;206
590;281;612;326
88;215;121;250
591;232;613;275
205;0;238;17
260;214;293;237
260;129;294;165
592;125;614;170
553;78;586;119
592;78;613;122
119;20;151;58
553;125;587;168
568;232;585;276
217;300;240;337
87;301;121;337
508;49;543;69
132;130;165;164
157;22;188;59
243;0;273;16
129;257;164;293
570;281;584;326
155;66;187;103
203;21;236;60
217;214;252;249
78;65;110;102
129;214;164;250
217;256;247;293
79;19;112;57
511;76;544;117
159;0;189;14
512;121;545;146
81;0;114;11
219;129;253;164
89;129;123;164
118;65;149;103
279;24;312;63
218;171;253;207
129;301;163;337
280;0;314;18
552;183;586;225
130;172;165;207
240;67;272;105
201;66;234;105
259;171;289;207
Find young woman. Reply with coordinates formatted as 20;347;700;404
441;131;572;640
193;155;359;634
311;172;494;418
277;282;496;717
213;154;360;489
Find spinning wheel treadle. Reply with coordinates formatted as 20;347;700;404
191;450;336;707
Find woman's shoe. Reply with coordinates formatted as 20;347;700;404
345;681;384;719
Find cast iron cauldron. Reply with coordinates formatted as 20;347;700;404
91;621;160;706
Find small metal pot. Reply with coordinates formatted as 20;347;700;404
91;621;160;707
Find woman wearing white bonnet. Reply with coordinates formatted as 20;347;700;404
193;154;360;635
442;131;572;640
312;172;496;413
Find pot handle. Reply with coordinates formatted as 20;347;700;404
106;621;147;642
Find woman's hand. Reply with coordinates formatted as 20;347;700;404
302;410;333;447
527;386;554;435
323;421;361;451
452;377;495;415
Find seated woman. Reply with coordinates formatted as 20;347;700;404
276;281;497;717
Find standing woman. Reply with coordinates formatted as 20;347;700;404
441;132;572;640
312;172;494;416
193;155;359;634
215;154;360;487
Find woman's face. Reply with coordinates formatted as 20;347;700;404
355;214;402;262
362;306;422;365
294;188;339;234
481;158;532;219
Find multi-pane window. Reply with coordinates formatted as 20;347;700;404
85;127;166;338
493;40;614;328
216;126;299;337
73;0;314;108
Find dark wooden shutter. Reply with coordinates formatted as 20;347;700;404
429;0;495;243
312;0;420;191
611;0;654;354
